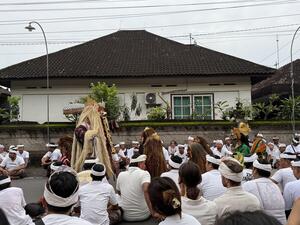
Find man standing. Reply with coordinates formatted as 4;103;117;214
0;146;26;178
243;159;286;224
283;160;300;215
0;175;32;225
79;163;120;225
17;145;29;168
214;157;260;218
271;153;297;190
200;155;226;201
116;154;153;221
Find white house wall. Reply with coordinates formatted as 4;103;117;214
11;76;252;123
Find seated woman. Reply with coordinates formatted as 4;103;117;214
148;176;200;225
187;143;208;174
179;161;217;225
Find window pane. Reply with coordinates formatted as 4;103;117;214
194;106;202;115
183;107;190;116
203;96;211;105
203;106;212;116
182;97;190;106
174;97;181;106
174;107;181;116
194;96;203;106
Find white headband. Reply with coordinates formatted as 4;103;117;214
188;136;194;141
130;154;147;163
244;154;257;163
292;138;299;144
50;163;61;171
114;144;120;148
279;143;286;148
0;177;11;185
225;137;231;141
280;153;297;159
168;158;182;169
257;133;264;138
206;155;221;165
119;142;125;145
132;141;139;144
291;161;300;167
219;158;243;182
91;163;106;176
253;160;272;172
178;144;185;148
44;185;78;207
215;140;223;145
17;145;24;148
9;150;17;154
46;143;58;148
84;159;98;164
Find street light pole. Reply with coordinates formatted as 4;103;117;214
290;25;300;136
25;21;50;143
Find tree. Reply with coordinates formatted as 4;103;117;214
147;106;166;120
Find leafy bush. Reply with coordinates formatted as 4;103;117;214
8;96;21;121
147;107;166;120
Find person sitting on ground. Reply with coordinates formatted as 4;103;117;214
285;136;300;155
199;154;226;201
17;145;30;168
0;175;32;225
187;143;207;174
271;152;297;190
213;140;232;158
283;160;300;217
35;168;93;225
148;176;201;225
0;144;7;163
242;158;286;224
0;146;26;178
116;153;153;222
174;144;188;163
214;157;260;218
41;143;62;177
215;210;282;225
77;159;97;185
168;140;178;156
179;161;217;225
161;155;183;190
24;203;45;222
78;163;120;225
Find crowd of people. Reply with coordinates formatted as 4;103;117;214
0;126;300;225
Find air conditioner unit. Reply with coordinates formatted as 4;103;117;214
145;93;157;104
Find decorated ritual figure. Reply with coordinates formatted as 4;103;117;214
250;133;268;160
231;122;251;162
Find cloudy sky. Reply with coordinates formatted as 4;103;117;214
0;0;300;69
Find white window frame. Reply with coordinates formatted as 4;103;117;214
193;94;214;120
172;95;192;119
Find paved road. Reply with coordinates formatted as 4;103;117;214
11;176;157;225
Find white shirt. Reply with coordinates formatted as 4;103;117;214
163;147;170;161
285;144;300;154
174;151;187;162
221;146;233;156
214;186;261;218
271;167;296;190
159;213;201;225
212;147;232;158
199;170;226;201
32;214;93;225
0;155;25;170
79;181;118;225
43;149;62;161
283;179;300;210
242;168;253;184
116;167;151;221
243;177;286;225
127;148;139;159
182;196;217;225
0;187;32;225
161;169;180;190
17;151;29;159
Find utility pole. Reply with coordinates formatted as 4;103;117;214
276;34;280;68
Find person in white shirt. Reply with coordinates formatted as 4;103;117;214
267;142;280;167
200;154;226;201
41;143;62;176
0;144;7;163
283;160;300;215
214;157;261;218
119;141;128;157
213;140;232;158
242;154;257;184
0;175;32;225
162;145;170;162
285;137;300;155
0;147;26;178
174;144;187;162
271;153;297;190
79;163;120;225
179;161;217;225
168;140;178;156
34;168;93;225
161;155;183;190
17;145;29;167
116;154;153;221
242;159;286;224
127;141;139;159
223;137;232;153
148;176;201;225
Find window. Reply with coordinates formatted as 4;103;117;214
172;94;213;120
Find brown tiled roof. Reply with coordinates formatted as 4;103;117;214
0;30;275;80
252;59;300;100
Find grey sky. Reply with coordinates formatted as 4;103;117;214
0;0;300;70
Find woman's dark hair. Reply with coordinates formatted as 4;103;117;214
179;161;201;200
0;175;11;191
0;208;10;225
255;158;271;178
215;210;282;225
25;203;45;219
46;171;78;213
194;136;213;155
148;177;181;218
189;143;207;174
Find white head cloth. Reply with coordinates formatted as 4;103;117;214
257;133;264;138
132;141;139;144
46;143;58;148
291;161;300;167
215;140;223;145
187;136;194;141
219;157;243;182
9;145;17;154
17;145;24;148
178;144;185;148
0;144;4;148
84;158;98;164
130;154;147;163
0;177;11;185
225;137;231;141
50;163;62;171
114;144;120;148
244;154;258;163
253;160;272;172
91;163;106;176
280;153;297;159
279;143;286;148
268;142;274;146
119;142;125;145
206;154;221;165
168;157;182;169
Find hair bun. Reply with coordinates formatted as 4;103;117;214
162;189;181;209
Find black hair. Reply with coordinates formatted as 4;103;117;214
244;154;254;169
179;161;201;200
52;161;63;167
169;155;182;168
83;162;96;170
0;175;11;191
90;164;106;181
148;177;181;218
25;203;45;219
208;154;221;169
215;210;282;225
0;208;10;225
254;158;271;178
129;152;141;167
46;171;78;213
